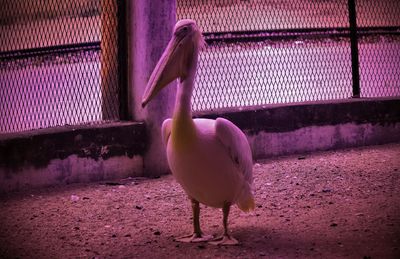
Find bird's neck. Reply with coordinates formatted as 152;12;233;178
171;48;199;149
172;44;199;123
174;77;194;121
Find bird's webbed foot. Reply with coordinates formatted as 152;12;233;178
175;232;214;243
209;234;239;246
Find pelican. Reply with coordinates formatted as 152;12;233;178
142;19;255;245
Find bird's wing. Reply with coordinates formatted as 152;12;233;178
215;117;253;185
161;119;172;146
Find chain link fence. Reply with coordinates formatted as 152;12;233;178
177;0;400;111
0;0;123;133
1;1;399;133
356;0;400;98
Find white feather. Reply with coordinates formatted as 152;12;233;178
163;117;254;210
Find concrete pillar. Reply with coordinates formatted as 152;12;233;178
127;0;177;176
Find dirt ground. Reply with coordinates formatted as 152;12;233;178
1;143;399;259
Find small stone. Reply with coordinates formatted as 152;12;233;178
70;195;80;202
259;252;266;256
111;234;117;238
154;231;161;235
197;245;206;249
330;223;338;227
135;205;143;210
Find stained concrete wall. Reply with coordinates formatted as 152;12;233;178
1;98;399;192
196;97;400;159
0;122;146;192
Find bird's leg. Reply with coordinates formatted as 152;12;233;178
209;201;239;245
175;198;213;243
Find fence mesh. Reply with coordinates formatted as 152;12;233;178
1;1;399;133
178;0;350;32
356;0;400;98
177;0;400;111
0;0;120;133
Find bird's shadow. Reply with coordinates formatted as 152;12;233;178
172;225;324;258
233;226;313;252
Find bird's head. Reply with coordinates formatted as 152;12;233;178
141;19;205;108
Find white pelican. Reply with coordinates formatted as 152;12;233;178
142;19;255;245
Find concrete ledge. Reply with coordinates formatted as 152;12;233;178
195;97;400;159
0;122;146;192
1;98;399;191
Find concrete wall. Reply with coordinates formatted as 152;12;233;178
0;122;146;192
1;98;399;192
196;97;400;159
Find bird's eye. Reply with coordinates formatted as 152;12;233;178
182;26;189;33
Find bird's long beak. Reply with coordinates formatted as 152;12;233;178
141;34;185;108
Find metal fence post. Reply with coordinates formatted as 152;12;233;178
348;0;361;98
101;0;119;119
117;0;128;120
128;0;177;176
